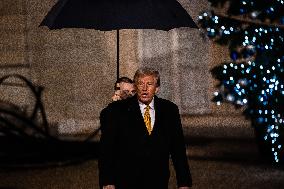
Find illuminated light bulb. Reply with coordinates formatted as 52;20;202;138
274;152;277;156
227;95;234;101
236;100;242;105
272;115;275;119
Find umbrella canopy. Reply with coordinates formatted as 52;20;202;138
40;0;198;79
40;0;198;30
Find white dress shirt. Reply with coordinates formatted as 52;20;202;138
138;99;155;129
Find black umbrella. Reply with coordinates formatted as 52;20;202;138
40;0;198;79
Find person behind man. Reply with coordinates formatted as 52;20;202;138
97;77;135;139
111;77;136;101
99;67;192;189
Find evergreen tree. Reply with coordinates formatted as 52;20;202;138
198;0;284;164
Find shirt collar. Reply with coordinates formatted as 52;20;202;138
138;98;155;110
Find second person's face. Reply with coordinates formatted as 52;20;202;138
119;82;136;99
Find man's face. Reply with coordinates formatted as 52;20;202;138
119;82;136;98
136;75;159;105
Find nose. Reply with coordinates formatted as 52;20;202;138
142;84;148;91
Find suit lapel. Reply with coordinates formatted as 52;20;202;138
151;96;162;135
128;96;149;135
127;95;163;136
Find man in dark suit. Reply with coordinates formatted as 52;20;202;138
99;68;192;189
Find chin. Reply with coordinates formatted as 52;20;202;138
139;98;149;104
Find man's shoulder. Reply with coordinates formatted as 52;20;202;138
103;96;136;110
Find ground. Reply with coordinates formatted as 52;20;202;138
0;136;283;189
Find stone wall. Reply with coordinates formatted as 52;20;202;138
0;0;252;138
0;0;34;115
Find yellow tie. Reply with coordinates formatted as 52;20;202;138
144;105;152;134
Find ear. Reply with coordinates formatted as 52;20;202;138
155;87;160;94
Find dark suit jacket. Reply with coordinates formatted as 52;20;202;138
99;95;192;189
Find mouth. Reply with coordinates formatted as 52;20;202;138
141;93;148;97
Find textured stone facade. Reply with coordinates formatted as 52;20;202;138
0;0;251;137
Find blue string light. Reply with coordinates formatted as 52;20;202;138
198;0;284;164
